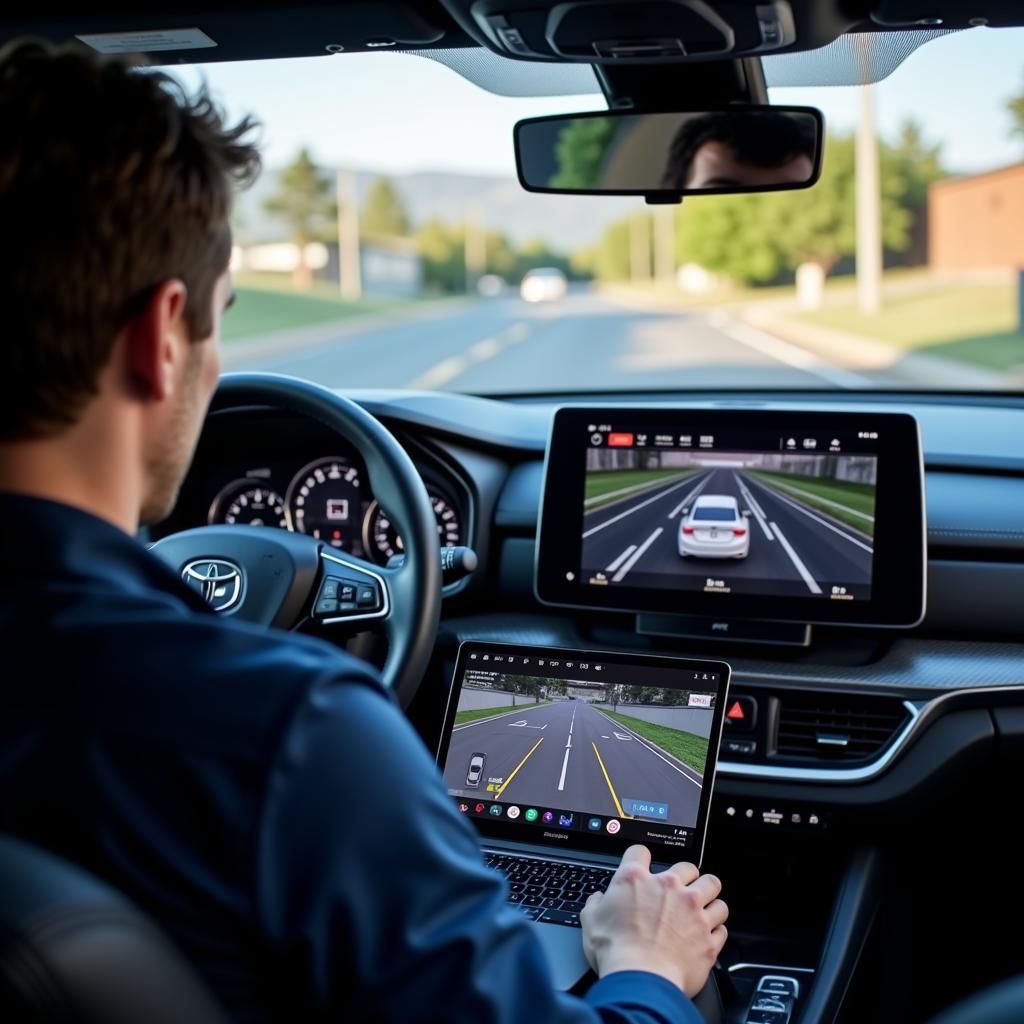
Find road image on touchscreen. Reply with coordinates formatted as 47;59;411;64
581;446;876;600
443;669;716;830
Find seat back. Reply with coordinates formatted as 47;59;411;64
0;834;228;1023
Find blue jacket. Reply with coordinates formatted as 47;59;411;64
0;493;702;1024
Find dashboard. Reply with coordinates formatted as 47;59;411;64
152;387;1024;1018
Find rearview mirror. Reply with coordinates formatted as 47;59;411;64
514;106;823;201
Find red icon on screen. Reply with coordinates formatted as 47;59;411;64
726;701;746;721
608;433;634;448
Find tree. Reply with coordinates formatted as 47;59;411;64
1008;73;1024;142
549;117;617;189
262;148;336;289
361;176;411;238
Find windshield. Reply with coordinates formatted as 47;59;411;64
177;28;1024;394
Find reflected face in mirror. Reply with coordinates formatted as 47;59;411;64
685;139;815;189
662;111;818;191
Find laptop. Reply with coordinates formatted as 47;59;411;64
437;641;731;989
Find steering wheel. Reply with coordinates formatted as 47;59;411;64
150;373;443;707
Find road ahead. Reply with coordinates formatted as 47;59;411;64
581;467;874;598
224;288;889;391
443;699;705;829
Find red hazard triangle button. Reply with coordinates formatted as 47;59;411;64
724;697;755;730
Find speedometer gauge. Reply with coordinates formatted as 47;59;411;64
363;491;463;565
209;481;288;529
285;456;365;554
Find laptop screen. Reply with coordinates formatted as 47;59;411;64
437;643;731;864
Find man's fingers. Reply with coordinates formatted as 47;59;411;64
616;845;651;873
583;890;604;911
687;873;723;907
705;898;729;928
663;860;700;885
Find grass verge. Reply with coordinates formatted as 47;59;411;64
597;708;709;775
454;701;551;728
223;273;412;341
745;470;875;538
585;468;699;511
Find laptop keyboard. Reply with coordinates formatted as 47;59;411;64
483;852;615;928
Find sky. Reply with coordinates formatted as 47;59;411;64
172;26;1024;179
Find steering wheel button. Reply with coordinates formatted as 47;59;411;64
339;584;356;601
320;578;340;599
314;597;338;616
356;584;379;608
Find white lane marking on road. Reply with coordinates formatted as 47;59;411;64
707;312;872;389
769;521;823;594
750;476;874;553
569;704;576;735
667;472;713;519
583;478;699;539
453;702;551;731
605;545;637;573
557;746;571;790
592;708;703;787
734;472;773;540
585;472;694;509
406;321;531;389
601;735;610;739
613;732;632;741
611;527;664;582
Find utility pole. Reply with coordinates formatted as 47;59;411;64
856;84;882;315
337;169;362;301
629;210;651;283
654;206;676;285
464;202;486;295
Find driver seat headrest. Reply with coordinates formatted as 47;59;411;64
0;834;228;1023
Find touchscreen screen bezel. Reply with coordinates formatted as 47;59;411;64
535;408;925;627
437;642;731;865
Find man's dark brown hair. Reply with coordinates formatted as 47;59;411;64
0;38;261;439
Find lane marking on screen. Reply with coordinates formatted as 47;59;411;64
453;702;550;731
591;742;628;818
605;544;637;573
593;708;703;787
667;472;713;519
582;475;707;539
611;527;664;582
769;522;823;594
750;475;874;554
734;473;774;541
584;471;695;509
759;478;875;522
495;736;545;798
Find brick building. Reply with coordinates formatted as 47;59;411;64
929;163;1024;271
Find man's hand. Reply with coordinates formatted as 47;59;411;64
581;845;728;997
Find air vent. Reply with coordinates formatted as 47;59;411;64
775;692;910;763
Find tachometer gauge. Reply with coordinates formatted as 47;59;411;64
285;457;365;554
209;481;288;529
363;491;463;565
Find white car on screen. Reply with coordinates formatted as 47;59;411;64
520;267;567;302
465;753;486;787
678;495;750;559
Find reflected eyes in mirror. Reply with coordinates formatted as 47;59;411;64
515;106;823;199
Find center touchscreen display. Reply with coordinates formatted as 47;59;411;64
535;408;926;627
583;434;876;601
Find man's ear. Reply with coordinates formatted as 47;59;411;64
124;279;189;402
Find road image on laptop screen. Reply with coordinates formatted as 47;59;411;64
441;649;726;852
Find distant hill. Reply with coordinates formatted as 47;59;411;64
234;166;640;253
